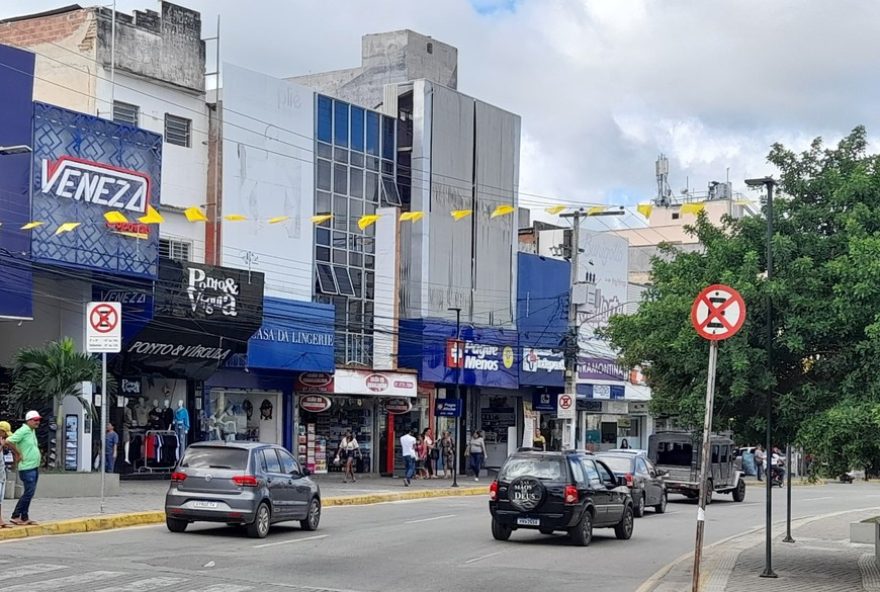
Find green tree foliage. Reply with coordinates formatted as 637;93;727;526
603;127;880;472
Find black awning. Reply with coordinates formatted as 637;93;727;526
119;258;264;379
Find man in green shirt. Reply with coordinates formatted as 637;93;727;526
9;410;41;525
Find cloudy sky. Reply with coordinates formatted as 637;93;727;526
3;0;880;221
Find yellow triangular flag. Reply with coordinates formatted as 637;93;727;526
587;205;607;216
681;203;705;215
358;214;380;230
104;211;128;224
491;205;515;219
312;214;333;224
545;205;566;215
637;203;653;219
268;216;290;225
184;207;207;222
138;205;164;224
400;211;425;222
54;222;81;236
224;214;247;222
451;209;473;221
21;221;44;230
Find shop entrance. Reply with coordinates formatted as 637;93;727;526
206;389;282;445
299;396;375;474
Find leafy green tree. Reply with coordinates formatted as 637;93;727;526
603;127;880;472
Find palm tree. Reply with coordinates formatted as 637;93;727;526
9;338;109;469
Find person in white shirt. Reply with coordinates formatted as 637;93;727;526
400;429;417;486
337;431;360;483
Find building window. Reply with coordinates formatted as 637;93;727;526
113;101;139;126
316;264;339;295
164;114;191;147
672;212;680;220
317;95;332;143
427;42;433;54
159;238;191;261
381;176;402;206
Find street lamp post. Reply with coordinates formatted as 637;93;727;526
448;306;462;489
746;176;778;579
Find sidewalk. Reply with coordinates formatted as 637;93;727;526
644;507;880;592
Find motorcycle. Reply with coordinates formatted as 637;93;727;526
770;465;785;488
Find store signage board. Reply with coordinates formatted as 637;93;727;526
434;399;463;417
384;398;413;415
300;395;332;413
86;301;121;353
557;393;576;420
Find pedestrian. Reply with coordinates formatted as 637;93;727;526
9;411;42;525
415;434;428;480
440;431;455;478
532;431;547;451
422;428;437;479
400;428;417;486
0;421;20;528
336;431;359;483
620;438;630;450
754;444;765;481
468;430;487;482
105;422;119;473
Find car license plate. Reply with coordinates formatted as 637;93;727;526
192;501;218;509
517;517;540;526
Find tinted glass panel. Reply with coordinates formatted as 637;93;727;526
180;447;248;470
262;449;283;473
582;460;601;484
499;457;565;481
350;169;363;198
316;264;338;295
277;449;298;474
334;164;348;194
335;267;355;296
350;106;365;152
315;246;330;262
317;96;332;143
596;455;634;474
316;227;330;246
317;142;332;159
334;100;349;147
381;115;395;160
570;458;586;486
656;441;694;466
595;461;615;483
365;172;379;203
316;159;331;191
366;111;380;156
381;176;402;206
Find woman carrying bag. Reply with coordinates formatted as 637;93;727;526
337;431;359;483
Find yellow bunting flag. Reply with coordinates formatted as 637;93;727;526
681;203;705;215
54;222;81;236
637;203;653;219
184;207;207;222
224;214;247;222
138;205;164;224
104;211;129;224
358;214;380;230
451;209;473;221
21;221;44;230
545;205;566;215
311;214;333;224
400;211;425;222
491;205;515;219
268;216;290;224
587;205;607;216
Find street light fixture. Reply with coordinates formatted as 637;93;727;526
0;145;32;156
745;176;778;579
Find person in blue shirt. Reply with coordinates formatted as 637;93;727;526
105;423;119;473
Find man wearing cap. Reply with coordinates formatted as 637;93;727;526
8;411;42;525
0;421;20;528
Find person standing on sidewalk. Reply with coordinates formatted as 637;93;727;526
755;444;765;481
0;421;20;528
400;428;417;486
9;411;41;525
105;423;119;473
468;430;487;482
337;431;359;483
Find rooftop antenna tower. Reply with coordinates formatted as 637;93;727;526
655;154;673;206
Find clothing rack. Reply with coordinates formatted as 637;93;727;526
137;429;178;474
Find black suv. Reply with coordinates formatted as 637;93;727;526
489;450;634;546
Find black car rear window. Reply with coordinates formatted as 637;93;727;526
597;456;634;473
180;447;249;470
499;457;566;481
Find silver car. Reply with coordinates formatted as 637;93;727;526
165;442;321;538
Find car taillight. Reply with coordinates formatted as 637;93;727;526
232;475;259;487
564;484;579;505
489;480;498;501
625;473;634;488
171;471;187;483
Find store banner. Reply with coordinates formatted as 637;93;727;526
334;369;417;398
577;383;625;400
31;102;163;279
399;319;519;389
532;392;557;412
0;45;35;319
91;281;154;343
577;356;628;383
519;347;565;387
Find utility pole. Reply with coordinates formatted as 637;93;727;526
449;306;462;488
559;210;582;451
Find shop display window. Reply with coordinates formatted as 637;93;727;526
204;390;282;444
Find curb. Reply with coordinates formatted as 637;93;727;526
0;486;486;542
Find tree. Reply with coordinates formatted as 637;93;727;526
603;127;880;472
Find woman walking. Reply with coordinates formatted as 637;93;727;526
468;430;487;482
422;428;436;479
440;431;456;478
337;431;359;483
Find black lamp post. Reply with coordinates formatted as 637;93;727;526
449;307;462;489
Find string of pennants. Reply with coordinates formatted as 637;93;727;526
4;199;756;235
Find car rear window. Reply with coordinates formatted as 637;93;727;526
656;441;694;466
180;447;249;470
499;457;566;481
597;456;633;473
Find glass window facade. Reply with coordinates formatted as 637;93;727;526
315;95;397;367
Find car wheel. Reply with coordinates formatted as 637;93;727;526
165;517;188;533
654;492;668;514
247;502;271;539
634;492;645;518
301;497;321;531
614;505;634;540
491;517;513;541
568;510;593;547
732;479;746;502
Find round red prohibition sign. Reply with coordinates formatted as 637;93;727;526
690;284;746;341
90;304;119;334
559;394;573;410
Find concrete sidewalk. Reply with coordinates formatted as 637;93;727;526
643;507;880;592
0;474;485;541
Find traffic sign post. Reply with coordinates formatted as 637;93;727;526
557;394;575;420
86;302;122;515
689;285;745;592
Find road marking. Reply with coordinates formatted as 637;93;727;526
404;514;456;524
94;577;188;592
0;564;67;578
253;534;328;549
804;496;833;501
4;571;123;592
181;585;253;592
465;551;503;565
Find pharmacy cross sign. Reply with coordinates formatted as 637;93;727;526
690;284;746;341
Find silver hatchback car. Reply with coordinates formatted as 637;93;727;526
165;442;321;538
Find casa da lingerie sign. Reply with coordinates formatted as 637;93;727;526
252;327;334;347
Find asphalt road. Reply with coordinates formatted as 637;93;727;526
1;482;878;592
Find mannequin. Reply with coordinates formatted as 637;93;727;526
213;402;237;442
174;400;190;457
122;397;134;463
161;399;174;431
148;399;162;430
133;397;149;427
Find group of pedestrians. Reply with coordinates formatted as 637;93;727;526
0;411;42;527
754;444;786;483
400;427;488;485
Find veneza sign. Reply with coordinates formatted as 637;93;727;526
41;156;151;213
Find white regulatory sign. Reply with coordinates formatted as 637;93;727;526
86;301;122;353
557;393;576;420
